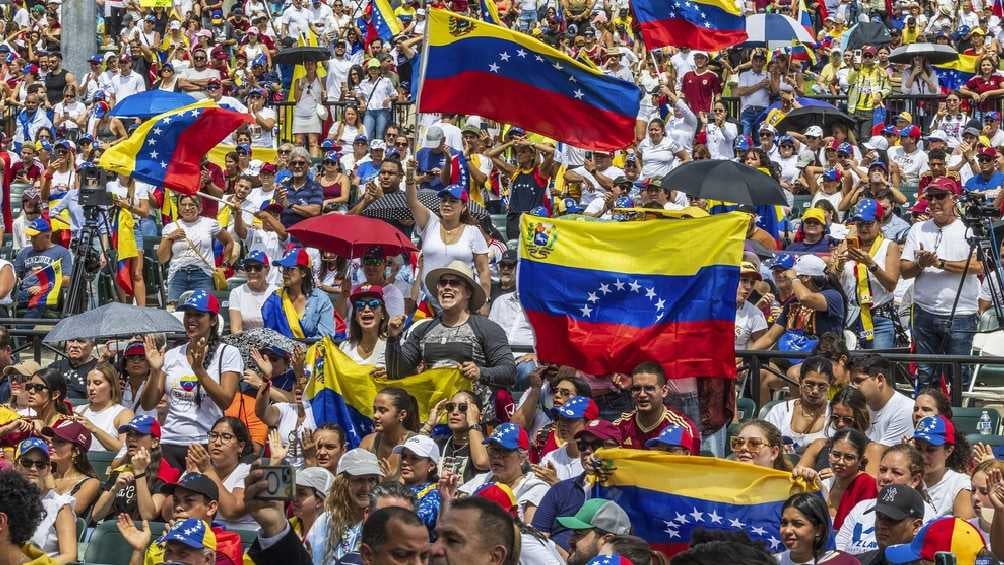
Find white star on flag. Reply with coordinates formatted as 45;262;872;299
573;89;585;99
689;509;704;522
569;76;577;82
673;512;689;524
150;151;159;158
751;526;767;536
189;109;200;117
707;510;722;524
728;518;744;528
553;62;563;70
535;55;544;62
160;161;167;167
489;62;500;72
587;291;599;303
614;280;625;291
666;529;680;539
162;116;172;124
645;287;656;299
629;280;641;292
147;139;157;146
517;49;527;58
499;51;510;61
768;537;781;549
598;283;611;294
580;304;592;317
655;298;666;310
153;128;162;135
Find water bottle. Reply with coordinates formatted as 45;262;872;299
978;410;993;436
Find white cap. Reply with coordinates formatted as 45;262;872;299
692;50;709;59
416;7;426;14
803;125;824;137
793;254;828;277
927;129;949;142
369;139;386;150
759;123;776;133
169;20;182;30
392;434;441;464
296;467;334;496
863;135;889;151
423;125;445;149
336;448;385;477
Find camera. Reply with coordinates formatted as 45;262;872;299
77;164;111;208
255;464;295;500
957;191;1002;224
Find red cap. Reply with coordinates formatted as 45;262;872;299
925;176;961;195
350;284;385;302
979;146;998;159
43;418;93;451
910;199;929;215
862;45;878;56
574;419;623;443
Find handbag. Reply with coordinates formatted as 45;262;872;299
778;330;819;353
179;227;228;291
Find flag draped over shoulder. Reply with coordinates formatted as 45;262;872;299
304;338;472;447
517;213;746;379
595;449;819;556
419;9;641;151
261;289;306;339
112;207;139;295
934;54;977;92
98;100;253;194
26;260;62;308
629;0;746;50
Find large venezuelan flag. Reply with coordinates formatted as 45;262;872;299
98;100;253;195
934;54;977;92
26;260;62;308
629;0;746;51
304;338;471;447
517;213;746;379
419;9;640;151
595;449;817;556
358;0;403;45
112;207;139;296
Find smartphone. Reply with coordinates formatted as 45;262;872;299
255;464;295;500
748;288;763;305
935;552;957;565
585;151;594;160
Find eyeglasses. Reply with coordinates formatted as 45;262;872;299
209;431;236;443
289;160;308;167
281;266;300;274
24;383;49;393
829;450;859;463
362;258;384;266
800;381;829;392
18;457;49;470
395;142;408;147
553;388;575;398
438;277;465;288
862;53;874;58
830;414;857;427
729;436;767;452
444;402;468;413
927;192;951;201
354;298;382;311
278;149;291;155
978;156;996;162
630;385;658;394
207;85;220;91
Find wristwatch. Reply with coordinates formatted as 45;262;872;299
868;263;880;273
938;259;946;270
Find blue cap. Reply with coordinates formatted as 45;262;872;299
837;142;853;155
78;134;94;144
777;135;795;146
162;518;217;551
92;90;106;101
868;160;886;171
88;54;104;63
900;125;921;138
586;555;634;565
235;143;251;155
25;217;51;235
529;206;550;217
320;139;337;150
850;198;883;222
771;252;796;270
94;104;107;119
322;150;340;163
438;184;469;203
644;420;700;454
353;134;368;144
986;111;1001;122
275;247;311;269
822;168;842;183
117;414;161;437
734;136;752;151
914;415;955;447
507;127;526;137
550;395;599;420
176;289;220;315
17;437;49;459
881;125;898;136
563;197;585;214
614;196;634;209
483;423;530;451
243;250;269;267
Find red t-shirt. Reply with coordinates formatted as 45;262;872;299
964;74;1004;112
680;70;721;115
613;407;694;450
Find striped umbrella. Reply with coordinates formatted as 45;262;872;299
743;13;816;47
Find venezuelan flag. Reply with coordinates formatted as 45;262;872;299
871;105;887;137
629;0;746;51
595;449;817;556
26;260;62;308
934;54;977;92
480;0;502;25
112;207;140;296
996;0;1004;18
419;9;640;152
517;213;746;379
359;0;403;45
304;338;471;447
261;288;306;339
98;100;253;195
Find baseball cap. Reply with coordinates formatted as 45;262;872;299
914;415;955;447
483;423;530;451
868;160;887;171
850;199;884;222
551;396;600;420
118;414;161;438
862;45;878;56
176;290;220;315
499;250;518;265
353;134;369;145
3;359;41;379
88;54;104;64
574;419;623;444
423;126;445;149
885;517;986;564
296;467;335;497
169;20;182;30
369;139;386;151
336;448;384;477
613;175;632;186
275;248;311;269
740;261;762;280
123;341;146;357
243;250;269;267
863;136;889;151
260;162;277;175
393;434;441;463
162;519;217;552
17;437;50;459
322;150;340;163
836;142;853;155
822;168;843;183
801;208;827;224
899;125;921;139
556;499;632;535
794;254;828;277
803;125;824;137
866;484;924;520
927;130;949;143
363;246;386;261
162;472;220;500
530;205;551;217
366;58;381;68
587;556;634;565
43;418;93;451
882;125;899;136
986;111;1001;122
563;197;585;214
644;420;700;454
734;136;752;151
771;253;797;271
438;184;469;203
980;146;998;159
964;125;983;138
925;176;961;195
350;283;384;302
911;199;929;215
25;218;51;237
474;482;518;517
896;111;912;123
235;143;251;155
759;123;776;134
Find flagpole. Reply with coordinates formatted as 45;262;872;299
413;8;432;151
196;190;260;216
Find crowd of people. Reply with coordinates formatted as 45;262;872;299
2;0;1004;562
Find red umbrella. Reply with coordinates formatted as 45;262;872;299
287;214;417;258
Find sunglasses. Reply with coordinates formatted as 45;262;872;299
362;258;384;266
354;298;382;310
576;438;605;452
18;457;49;470
25;383;49;393
927;192;951;200
830;414;857;427
438;277;465;288
444;402;468;413
289;160;309;167
729;436;767;451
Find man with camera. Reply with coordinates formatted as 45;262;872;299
900;177;984;389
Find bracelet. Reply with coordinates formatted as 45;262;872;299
134;472;146;480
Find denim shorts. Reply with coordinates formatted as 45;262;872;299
168;266;213;302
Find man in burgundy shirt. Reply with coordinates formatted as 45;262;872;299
613;361;700;452
681;51;721;116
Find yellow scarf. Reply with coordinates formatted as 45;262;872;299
280;289;306;339
854;235;885;341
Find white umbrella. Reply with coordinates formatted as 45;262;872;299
888;43;959;65
744;13;816;48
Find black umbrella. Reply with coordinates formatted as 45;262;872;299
660;160;788;206
888;43;959;65
274;47;331;66
775;105;857;136
361;190;489;224
843;21;892;50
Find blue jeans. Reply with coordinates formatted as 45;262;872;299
364;109;391;141
852;312;896;350
139;217;158;239
739;106;766;143
514;359;537;392
168;266;213;303
912;306;977;390
517;8;537;31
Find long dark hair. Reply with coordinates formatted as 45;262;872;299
348;299;388;344
829;428;869;471
212;416;254;459
781;493;831;562
33;368;70;415
378;387;419;432
827;387;870;436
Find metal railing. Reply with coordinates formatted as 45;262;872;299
271;100;415;145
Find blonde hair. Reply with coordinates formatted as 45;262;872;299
89;362;123;404
324;473;367;561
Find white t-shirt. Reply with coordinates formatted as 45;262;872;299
571;165;625;207
763;400;830;453
74;403;128;452
215;462;257;530
338;338;387;367
540;445;583;481
459;472;550;522
31;490;74;556
228;283;278;330
735;300;768;350
107;179;152;219
274;401;317;448
163;217;221;279
181;67;222;100
738;69;771;110
927;469;971;517
866;390;915;446
639;136;684;179
836;495;938;554
705;122;739;161
420;214;488;283
249;106;277;148
161;342;244;445
53;100;87;131
887;146;929;186
901;218;981;315
519;533;565;565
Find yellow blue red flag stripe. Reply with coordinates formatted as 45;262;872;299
517;213;746;379
419;9;641;151
26;260;62;308
595;449;818;556
630;0;746;50
480;0;502;24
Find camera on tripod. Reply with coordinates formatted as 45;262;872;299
77;163;112;208
957;191;1002;226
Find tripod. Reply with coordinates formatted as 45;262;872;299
62;205;116;316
